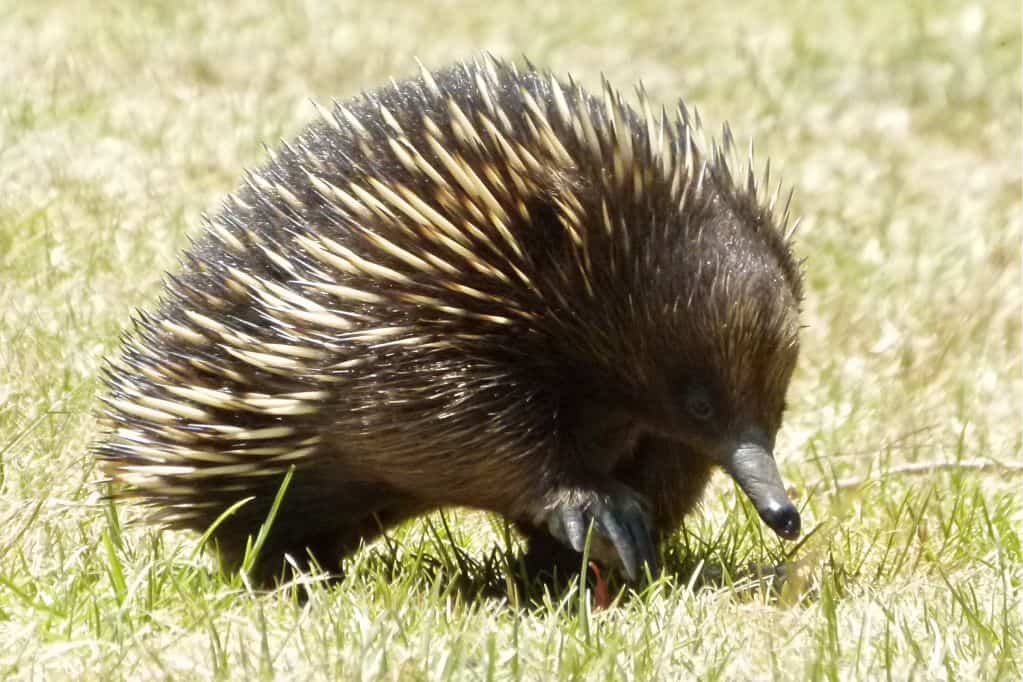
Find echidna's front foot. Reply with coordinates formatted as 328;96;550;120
542;485;658;582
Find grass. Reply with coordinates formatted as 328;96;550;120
1;0;1020;679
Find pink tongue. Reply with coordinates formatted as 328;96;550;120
589;562;612;609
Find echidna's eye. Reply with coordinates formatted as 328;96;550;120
685;391;715;422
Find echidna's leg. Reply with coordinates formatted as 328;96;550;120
536;483;658;582
523;435;714;583
205;472;427;586
515;405;659;582
252;497;431;585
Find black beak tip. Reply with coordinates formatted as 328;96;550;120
761;503;801;541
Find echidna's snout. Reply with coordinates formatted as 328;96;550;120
723;438;801;541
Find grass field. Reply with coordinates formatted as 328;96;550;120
1;1;1020;679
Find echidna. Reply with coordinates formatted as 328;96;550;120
95;55;804;586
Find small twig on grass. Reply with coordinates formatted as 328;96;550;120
805;457;1023;494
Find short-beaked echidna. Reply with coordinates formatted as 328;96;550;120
95;56;804;585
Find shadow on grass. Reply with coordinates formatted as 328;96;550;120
319;516;843;611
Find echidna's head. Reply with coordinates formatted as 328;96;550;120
514;99;804;539
649;189;802;539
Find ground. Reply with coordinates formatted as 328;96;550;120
0;1;1020;679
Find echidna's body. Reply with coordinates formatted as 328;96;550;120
96;56;804;584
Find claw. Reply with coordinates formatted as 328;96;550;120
543;485;658;582
595;504;639;581
626;509;659;581
561;506;587;553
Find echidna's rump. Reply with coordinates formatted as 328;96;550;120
95;55;804;586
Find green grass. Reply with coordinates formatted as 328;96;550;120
1;0;1020;679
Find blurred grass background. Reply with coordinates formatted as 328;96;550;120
0;1;1020;679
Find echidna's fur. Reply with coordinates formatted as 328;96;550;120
95;55;804;585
